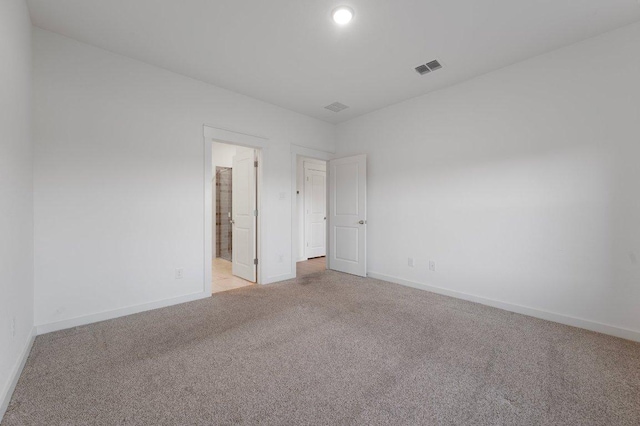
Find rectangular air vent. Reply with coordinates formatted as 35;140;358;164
415;59;443;75
415;64;430;75
325;102;349;113
426;60;442;71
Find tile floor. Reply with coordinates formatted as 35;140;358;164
211;258;254;294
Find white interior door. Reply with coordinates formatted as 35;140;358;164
304;163;326;258
232;148;257;282
329;154;366;277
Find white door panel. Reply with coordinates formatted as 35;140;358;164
232;148;256;282
304;164;327;258
329;154;366;277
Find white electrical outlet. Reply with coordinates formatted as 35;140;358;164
429;260;436;272
408;257;414;267
175;268;184;279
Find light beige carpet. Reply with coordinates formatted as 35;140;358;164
3;271;640;425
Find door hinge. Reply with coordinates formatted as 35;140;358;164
253;209;258;217
254;258;258;265
254;160;258;167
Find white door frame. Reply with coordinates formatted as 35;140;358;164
290;145;334;278
204;125;268;292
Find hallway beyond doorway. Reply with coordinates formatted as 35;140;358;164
296;257;326;277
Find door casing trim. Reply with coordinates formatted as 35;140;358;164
204;125;267;291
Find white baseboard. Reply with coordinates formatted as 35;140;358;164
36;291;211;335
367;271;640;343
262;272;296;285
1;326;36;423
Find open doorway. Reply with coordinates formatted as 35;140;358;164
296;156;327;277
211;141;258;293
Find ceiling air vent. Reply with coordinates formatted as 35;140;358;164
415;64;430;75
325;102;349;113
426;60;442;71
415;59;443;75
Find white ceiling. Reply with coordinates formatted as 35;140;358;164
27;0;640;124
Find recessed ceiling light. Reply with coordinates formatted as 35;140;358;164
332;6;354;25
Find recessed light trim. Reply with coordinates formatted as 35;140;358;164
332;6;354;25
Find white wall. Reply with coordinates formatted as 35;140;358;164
336;22;640;339
33;28;335;331
296;156;326;261
0;0;34;418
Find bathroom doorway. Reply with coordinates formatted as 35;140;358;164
211;141;258;293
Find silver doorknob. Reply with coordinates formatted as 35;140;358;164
358;220;366;225
230;219;235;225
